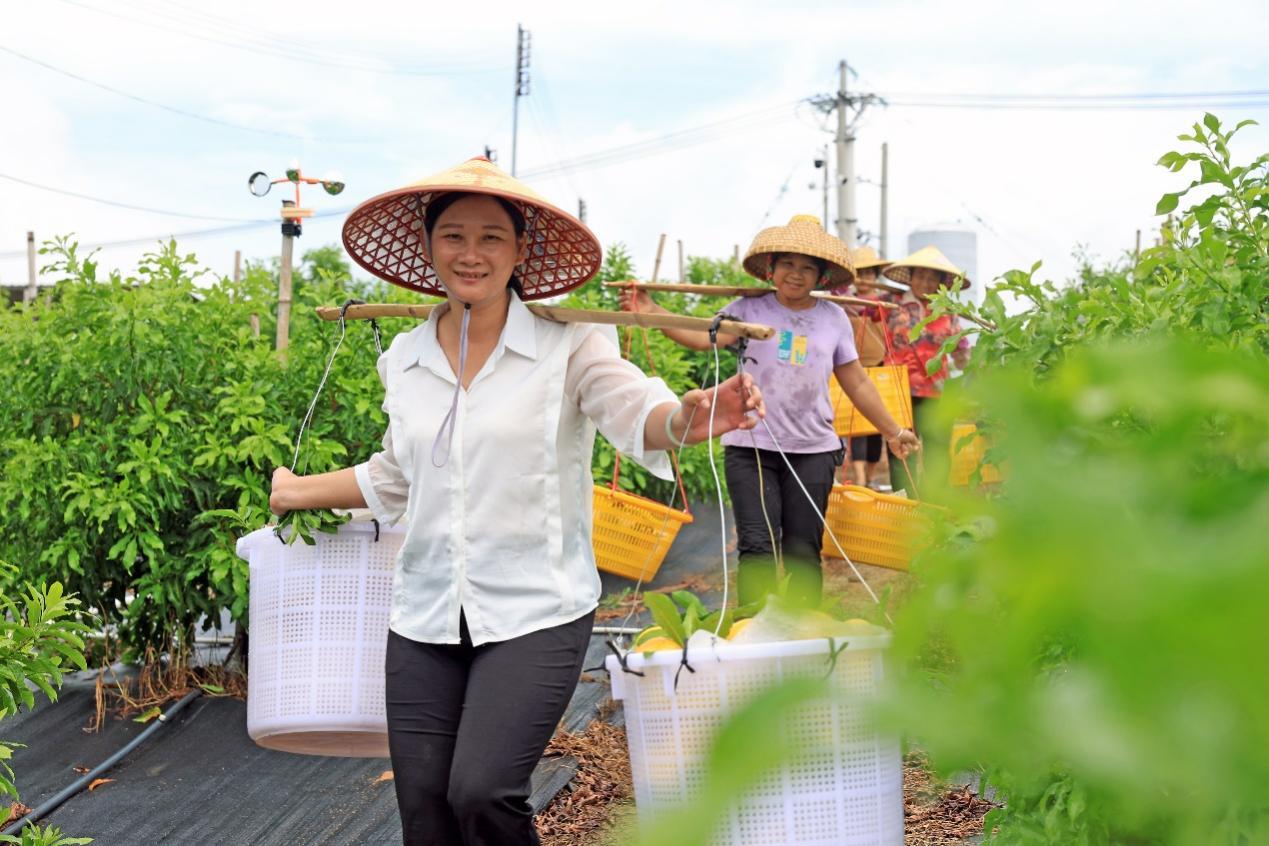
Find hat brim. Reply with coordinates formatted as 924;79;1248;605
741;217;855;289
882;264;971;291
742;251;854;288
342;180;602;301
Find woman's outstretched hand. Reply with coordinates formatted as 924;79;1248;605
678;373;764;442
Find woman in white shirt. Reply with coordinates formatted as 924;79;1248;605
268;157;763;846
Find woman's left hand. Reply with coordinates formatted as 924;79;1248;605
886;428;921;459
678;373;764;442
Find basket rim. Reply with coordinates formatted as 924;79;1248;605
593;484;693;524
829;483;927;508
236;520;405;559
606;631;891;676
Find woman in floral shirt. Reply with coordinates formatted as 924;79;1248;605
881;246;971;492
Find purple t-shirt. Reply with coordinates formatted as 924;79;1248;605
719;294;858;453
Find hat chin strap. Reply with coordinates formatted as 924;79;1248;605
431;298;472;467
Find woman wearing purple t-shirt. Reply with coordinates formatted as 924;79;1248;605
620;215;919;606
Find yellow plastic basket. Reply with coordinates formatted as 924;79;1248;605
592;485;694;581
949;422;1004;486
829;365;914;438
821;484;934;572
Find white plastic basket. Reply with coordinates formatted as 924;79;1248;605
607;635;903;846
236;520;402;757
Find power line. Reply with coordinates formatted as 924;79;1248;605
519;101;802;179
754;159;804;230
0;44;374;143
886;98;1269;111
111;0;422;69
55;0;508;76
0;210;350;260
0;172;271;222
880;89;1269;101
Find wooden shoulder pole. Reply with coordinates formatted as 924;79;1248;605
315;303;777;341
603;281;899;309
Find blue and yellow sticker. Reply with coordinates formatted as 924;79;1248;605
777;331;808;366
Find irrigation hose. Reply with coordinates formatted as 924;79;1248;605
3;689;204;836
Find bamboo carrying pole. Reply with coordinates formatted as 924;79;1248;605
605;281;899;310
314;303;776;341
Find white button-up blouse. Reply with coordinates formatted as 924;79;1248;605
354;293;677;646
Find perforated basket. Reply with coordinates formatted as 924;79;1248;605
236;520;402;757
821;484;935;572
607;636;903;846
949;422;1005;486
592;485;693;581
829;365;913;438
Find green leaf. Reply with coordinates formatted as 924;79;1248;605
642;593;686;646
133;706;162;724
669;590;707;619
1202;112;1221;135
1155;192;1180;215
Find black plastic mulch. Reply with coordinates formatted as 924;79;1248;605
7;501;731;845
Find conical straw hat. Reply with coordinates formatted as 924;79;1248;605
742;215;855;288
849;245;892;272
881;245;970;290
341;157;603;301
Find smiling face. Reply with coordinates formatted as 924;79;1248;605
769;252;824;304
427;194;528;308
907;266;948;299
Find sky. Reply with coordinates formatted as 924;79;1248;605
2;0;1268;299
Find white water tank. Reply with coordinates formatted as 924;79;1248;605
907;228;979;303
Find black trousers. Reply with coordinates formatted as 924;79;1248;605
385;609;595;846
724;445;839;607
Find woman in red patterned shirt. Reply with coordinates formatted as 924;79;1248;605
880;246;971;493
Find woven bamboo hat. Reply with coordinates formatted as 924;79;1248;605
881;245;970;290
341;157;603;301
742;214;855;288
849;245;892;272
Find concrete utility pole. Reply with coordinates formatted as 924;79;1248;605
836;61;855;247
24;231;37;303
511;25;531;176
811;60;884;249
880;142;889;258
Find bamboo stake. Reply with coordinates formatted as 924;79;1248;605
315;303;777;341
604;281;899;310
650;233;667;283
